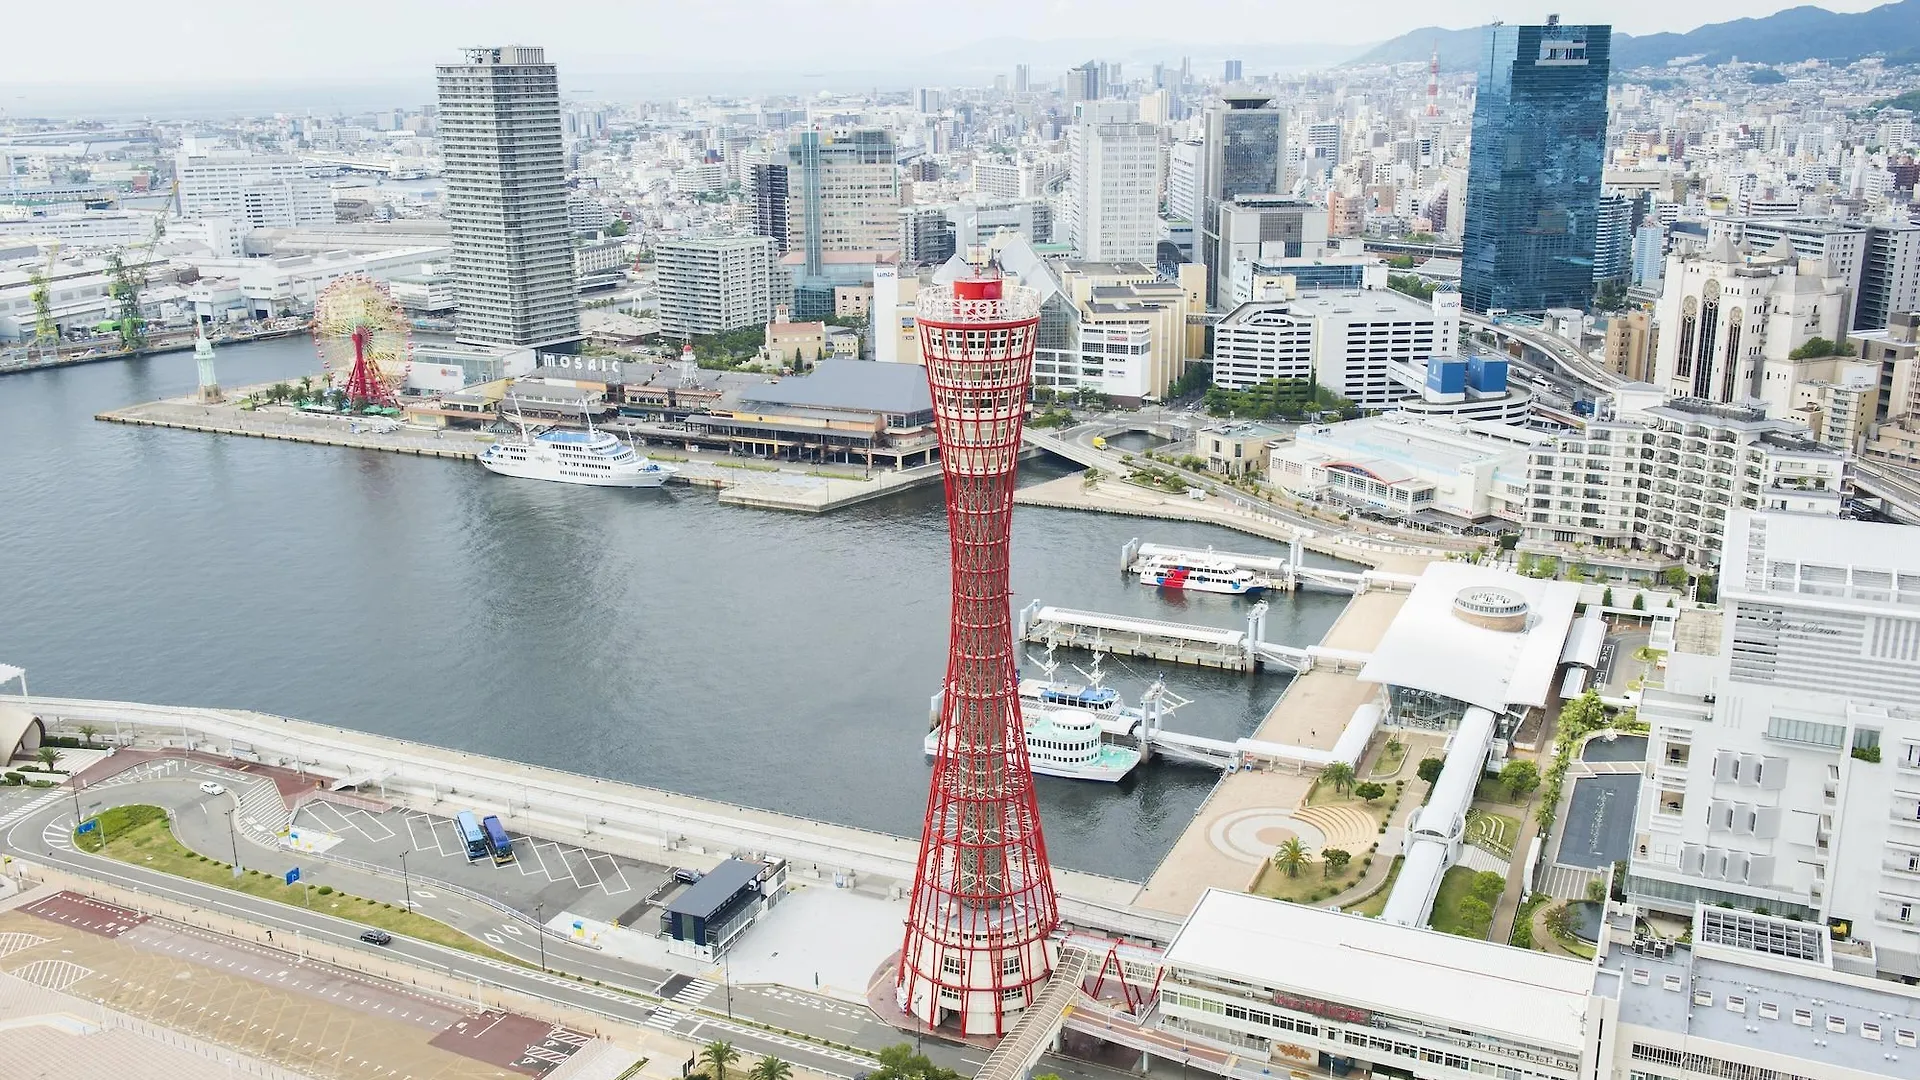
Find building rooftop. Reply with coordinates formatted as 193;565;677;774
1166;889;1592;1054
1294;414;1536;477
736;359;932;416
1600;929;1920;1076
1359;562;1582;712
1285;287;1438;320
664;858;766;920
1723;509;1920;606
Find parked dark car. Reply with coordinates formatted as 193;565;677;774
672;868;701;885
360;929;393;946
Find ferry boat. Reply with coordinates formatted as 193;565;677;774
1134;553;1270;595
479;418;677;488
923;704;1142;782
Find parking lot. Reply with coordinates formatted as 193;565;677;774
290;802;675;924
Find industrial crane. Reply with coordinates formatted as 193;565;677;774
104;178;179;354
27;240;60;362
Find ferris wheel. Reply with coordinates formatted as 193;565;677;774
313;275;411;409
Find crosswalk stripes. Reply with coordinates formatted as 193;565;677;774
1538;862;1602;900
671;979;717;1006
0;791;66;830
645;1008;685;1030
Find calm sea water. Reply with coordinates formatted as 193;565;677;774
0;340;1352;879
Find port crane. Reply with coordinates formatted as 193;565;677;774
27;240;61;362
103;178;179;354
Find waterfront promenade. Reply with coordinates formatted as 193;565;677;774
96;392;945;513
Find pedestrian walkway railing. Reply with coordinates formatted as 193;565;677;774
976;948;1091;1080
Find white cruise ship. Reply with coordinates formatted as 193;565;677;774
922;704;1141;783
1135;553;1270;595
479;423;677;488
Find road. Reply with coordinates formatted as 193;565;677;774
0;772;1137;1080
1459;311;1620;398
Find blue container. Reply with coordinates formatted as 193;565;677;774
1426;358;1467;394
1467;355;1509;393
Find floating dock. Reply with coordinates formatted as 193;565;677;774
1124;537;1422;595
1016;600;1317;674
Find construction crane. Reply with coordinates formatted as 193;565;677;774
104;178;179;354
27;240;60;362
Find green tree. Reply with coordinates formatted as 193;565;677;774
1499;759;1541;801
1319;760;1356;794
1632;593;1646;610
1696;573;1718;604
1601;586;1614;607
1788;336;1855;360
1455;896;1493;937
1353;781;1387;803
1321;847;1352;877
1273;837;1309;878
78;725;96;748
750;1058;794;1080
1586;878;1608;903
34;746;61;771
1417;757;1445;785
607;219;629;237
1660;566;1688;589
1471;871;1507;903
701;1041;741;1080
869;1044;962;1080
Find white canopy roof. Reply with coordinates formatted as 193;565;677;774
1359;563;1582;712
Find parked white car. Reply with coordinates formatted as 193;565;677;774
198;781;226;796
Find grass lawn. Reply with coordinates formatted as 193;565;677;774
75;805;517;963
1368;741;1408;779
1427;865;1501;939
1250;857;1364;904
1465;808;1523;857
1472;776;1530;807
1344;856;1403;918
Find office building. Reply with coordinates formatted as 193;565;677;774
787;129;899;267
1863;223;1920;333
1167;141;1202;224
1460;18;1611;313
1709;216;1920;333
1064;60;1102;103
948;198;1053;252
1211;198;1328;309
1627;510;1920;979
1519;393;1844;570
898;205;956;267
748;161;790;255
1066;101;1159;264
1221;59;1242;82
435;46;580;349
1602;309;1655;382
175;151;335;230
1012;64;1029;94
787;128;900;316
654;236;775;338
1852;311;1920;430
1651;236;1849;406
1210;287;1459;408
1199;92;1288;306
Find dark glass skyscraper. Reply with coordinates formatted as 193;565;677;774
1461;17;1610;314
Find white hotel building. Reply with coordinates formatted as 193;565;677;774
1627;510;1920;980
1211;288;1460;408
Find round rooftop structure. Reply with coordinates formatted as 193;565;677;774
1452;586;1529;632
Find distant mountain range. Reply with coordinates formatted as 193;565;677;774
1346;0;1920;73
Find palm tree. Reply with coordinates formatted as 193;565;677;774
749;1058;793;1080
1319;761;1355;795
1273;837;1309;879
701;1041;741;1080
34;746;61;772
78;725;97;748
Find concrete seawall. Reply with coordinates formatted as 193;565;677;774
32;697;1177;943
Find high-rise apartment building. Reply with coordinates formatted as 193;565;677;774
1064;61;1102;104
654;236;774;338
748;162;790;255
1167;141;1203;224
1461;17;1611;313
1519;394;1844;569
1065;101;1159;264
1627;510;1920;979
435;46;580;349
1593;194;1634;285
1632;221;1666;287
1199;92;1289;307
1013;64;1030;94
898;205;956;267
175;151;336;229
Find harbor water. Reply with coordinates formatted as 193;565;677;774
0;339;1354;879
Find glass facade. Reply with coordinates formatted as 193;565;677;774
1461;20;1611;314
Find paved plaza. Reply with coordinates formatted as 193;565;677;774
1555;773;1641;870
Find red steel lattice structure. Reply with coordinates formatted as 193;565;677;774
313;274;410;410
897;275;1058;1037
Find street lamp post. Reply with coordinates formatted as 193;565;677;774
535;903;546;972
398;849;413;911
225;810;241;874
723;951;733;1018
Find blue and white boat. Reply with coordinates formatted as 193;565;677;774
480;417;677;488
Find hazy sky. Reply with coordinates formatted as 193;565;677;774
1;0;1891;85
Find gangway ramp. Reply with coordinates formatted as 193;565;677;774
1019;603;1258;672
974;947;1090;1080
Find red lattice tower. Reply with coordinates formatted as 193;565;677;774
897;275;1057;1037
313;274;410;410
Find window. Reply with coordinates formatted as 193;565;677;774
1001;955;1021;976
942;955;965;976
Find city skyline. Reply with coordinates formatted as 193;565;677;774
0;0;1891;89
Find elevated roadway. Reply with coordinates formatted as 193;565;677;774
1850;459;1920;525
1460;310;1622;398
